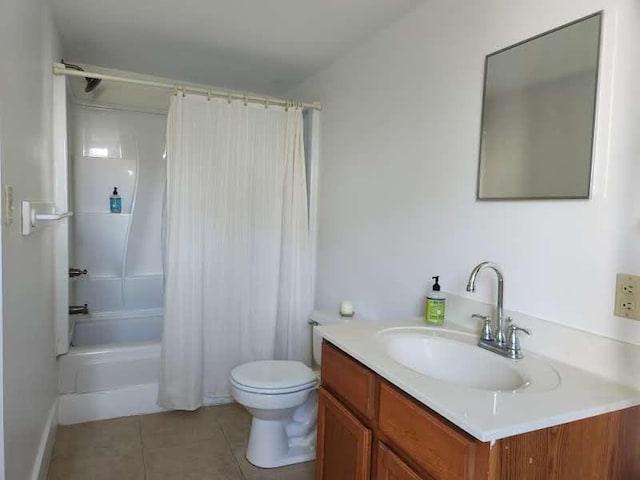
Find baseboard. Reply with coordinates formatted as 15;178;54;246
32;400;58;480
58;383;233;425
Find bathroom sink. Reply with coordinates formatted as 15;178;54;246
376;327;560;393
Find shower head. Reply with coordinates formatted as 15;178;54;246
61;60;102;93
84;77;102;93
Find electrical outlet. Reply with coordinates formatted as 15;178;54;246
615;273;640;320
621;299;635;311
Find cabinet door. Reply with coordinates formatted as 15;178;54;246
316;387;372;480
376;443;424;480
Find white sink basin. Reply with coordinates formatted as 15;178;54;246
376;327;560;393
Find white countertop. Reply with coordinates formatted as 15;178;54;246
317;318;640;442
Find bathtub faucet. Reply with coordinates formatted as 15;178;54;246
69;304;89;315
69;268;88;278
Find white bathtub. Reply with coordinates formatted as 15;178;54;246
58;311;165;424
72;311;163;347
58;309;241;423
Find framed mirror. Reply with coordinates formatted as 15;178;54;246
477;12;602;200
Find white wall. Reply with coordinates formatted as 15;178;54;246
289;0;640;344
0;0;60;478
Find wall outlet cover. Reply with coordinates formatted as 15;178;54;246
614;273;640;321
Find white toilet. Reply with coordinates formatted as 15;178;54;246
230;313;330;468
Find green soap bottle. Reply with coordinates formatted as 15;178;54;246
425;276;445;324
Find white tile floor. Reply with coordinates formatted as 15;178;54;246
48;403;315;480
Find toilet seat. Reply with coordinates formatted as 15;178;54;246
231;377;317;395
231;360;318;394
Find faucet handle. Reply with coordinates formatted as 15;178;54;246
510;325;531;336
472;314;493;342
507;323;532;358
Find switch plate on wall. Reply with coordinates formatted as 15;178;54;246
3;185;14;225
614;273;640;320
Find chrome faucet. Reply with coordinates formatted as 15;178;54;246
69;268;88;278
466;262;532;359
466;261;506;346
69;304;89;315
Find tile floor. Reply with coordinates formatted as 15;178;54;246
47;403;315;480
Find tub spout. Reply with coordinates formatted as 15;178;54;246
69;304;89;315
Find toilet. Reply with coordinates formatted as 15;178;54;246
230;312;333;468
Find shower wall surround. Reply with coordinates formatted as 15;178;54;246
70;105;166;313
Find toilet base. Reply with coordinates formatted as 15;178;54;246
245;417;316;468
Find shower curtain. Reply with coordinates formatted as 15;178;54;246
159;95;312;410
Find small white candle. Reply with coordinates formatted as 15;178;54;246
340;300;354;316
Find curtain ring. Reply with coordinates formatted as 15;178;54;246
285;100;289;112
181;88;186;98
265;98;269;109
244;95;248;107
207;90;211;101
173;87;178;97
227;92;232;104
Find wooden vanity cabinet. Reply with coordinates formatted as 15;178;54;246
316;340;640;480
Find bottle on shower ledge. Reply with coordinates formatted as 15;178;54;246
110;187;122;213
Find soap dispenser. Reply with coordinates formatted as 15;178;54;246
425;276;446;324
110;187;122;213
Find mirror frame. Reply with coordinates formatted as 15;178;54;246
476;11;603;201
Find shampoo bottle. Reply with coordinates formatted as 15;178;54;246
425;276;446;324
110;187;122;213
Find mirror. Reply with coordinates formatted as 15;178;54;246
477;13;602;200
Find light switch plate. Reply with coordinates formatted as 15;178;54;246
614;273;640;320
3;185;13;226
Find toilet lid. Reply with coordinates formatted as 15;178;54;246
231;360;317;391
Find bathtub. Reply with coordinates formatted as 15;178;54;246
58;309;237;423
71;310;163;347
58;310;165;424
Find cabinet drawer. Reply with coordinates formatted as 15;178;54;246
378;381;478;480
376;442;424;480
321;341;376;420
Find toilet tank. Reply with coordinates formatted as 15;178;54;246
309;311;357;366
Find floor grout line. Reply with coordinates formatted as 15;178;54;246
138;417;148;480
218;418;247;480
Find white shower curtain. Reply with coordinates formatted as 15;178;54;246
159;95;312;410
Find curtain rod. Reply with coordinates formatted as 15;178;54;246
52;63;321;111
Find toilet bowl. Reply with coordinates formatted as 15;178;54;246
231;360;319;468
